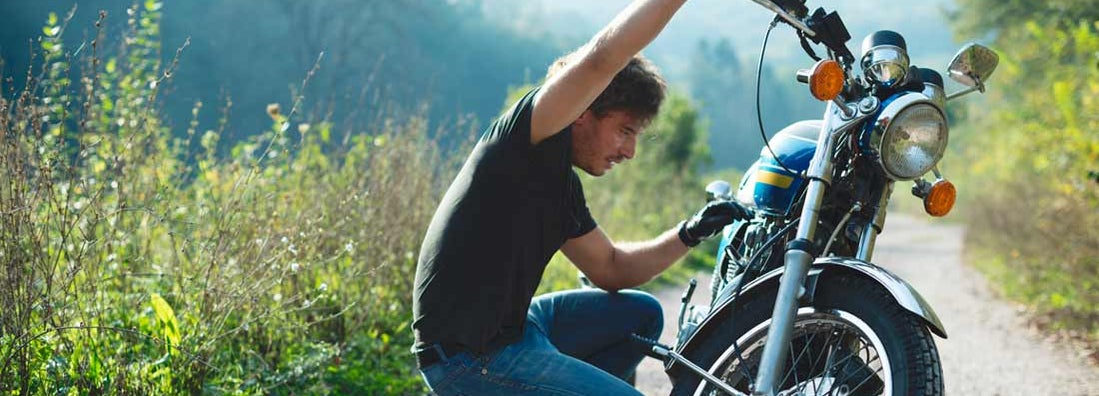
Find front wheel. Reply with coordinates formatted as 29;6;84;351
670;272;943;395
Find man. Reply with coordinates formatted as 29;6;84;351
412;0;750;394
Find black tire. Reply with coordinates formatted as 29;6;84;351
670;272;943;395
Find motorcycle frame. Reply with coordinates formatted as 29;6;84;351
671;4;992;394
751;100;875;395
665;102;882;396
670;96;954;395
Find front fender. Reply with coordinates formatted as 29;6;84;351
673;257;946;369
812;257;947;338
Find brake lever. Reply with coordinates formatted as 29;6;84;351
748;0;816;37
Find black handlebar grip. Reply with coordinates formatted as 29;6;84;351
772;0;809;18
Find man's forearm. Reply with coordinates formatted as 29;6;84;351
585;0;688;74
603;225;690;290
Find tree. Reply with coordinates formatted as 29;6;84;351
687;38;818;170
949;0;1099;38
949;0;1099;338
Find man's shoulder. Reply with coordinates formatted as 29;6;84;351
484;86;541;144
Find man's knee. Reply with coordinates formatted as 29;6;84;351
616;290;663;335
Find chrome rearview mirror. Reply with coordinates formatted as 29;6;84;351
705;180;733;201
946;43;999;100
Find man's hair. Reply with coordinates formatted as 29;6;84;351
546;52;667;125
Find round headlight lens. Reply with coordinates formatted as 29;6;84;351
880;103;947;179
861;46;909;87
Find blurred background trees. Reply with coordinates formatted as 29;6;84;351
948;0;1099;342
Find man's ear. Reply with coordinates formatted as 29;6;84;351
572;109;595;128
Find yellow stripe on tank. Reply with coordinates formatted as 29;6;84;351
757;171;794;189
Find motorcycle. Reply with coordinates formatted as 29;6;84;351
631;0;999;395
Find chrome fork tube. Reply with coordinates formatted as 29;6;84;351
857;181;894;262
752;102;841;396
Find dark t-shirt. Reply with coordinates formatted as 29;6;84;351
412;88;598;354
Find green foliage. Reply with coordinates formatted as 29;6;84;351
949;0;1099;38
0;5;456;394
950;3;1099;340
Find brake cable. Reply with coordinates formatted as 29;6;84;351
756;17;796;176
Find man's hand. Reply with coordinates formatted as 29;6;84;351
678;200;752;247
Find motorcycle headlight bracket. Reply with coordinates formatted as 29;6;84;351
867;93;949;180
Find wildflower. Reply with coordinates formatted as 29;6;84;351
318;283;328;292
281;236;289;244
298;123;310;134
344;241;354;253
273;293;282;302
290;262;300;273
266;103;281;121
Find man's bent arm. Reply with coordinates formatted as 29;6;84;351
561;225;688;292
530;0;687;145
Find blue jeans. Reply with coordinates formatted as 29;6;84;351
419;289;663;395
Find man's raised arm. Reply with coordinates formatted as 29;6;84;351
529;0;687;145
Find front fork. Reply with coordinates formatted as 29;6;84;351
750;101;884;395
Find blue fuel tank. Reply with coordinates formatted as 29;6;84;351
734;120;819;217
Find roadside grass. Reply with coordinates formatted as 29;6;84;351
0;4;459;394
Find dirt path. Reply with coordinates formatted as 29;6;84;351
635;214;1099;395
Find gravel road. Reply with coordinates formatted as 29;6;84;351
635;214;1099;395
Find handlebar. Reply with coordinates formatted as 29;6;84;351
749;0;855;65
749;0;816;37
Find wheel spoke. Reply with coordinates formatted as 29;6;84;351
788;330;820;393
708;310;900;396
792;330;824;394
845;365;885;395
831;342;883;395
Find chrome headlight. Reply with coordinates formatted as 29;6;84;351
861;31;910;88
869;93;948;180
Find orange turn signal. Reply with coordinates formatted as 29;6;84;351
809;59;845;101
923;179;956;217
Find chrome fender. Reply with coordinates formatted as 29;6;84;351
672;256;946;370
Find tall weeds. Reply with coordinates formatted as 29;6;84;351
1;2;450;394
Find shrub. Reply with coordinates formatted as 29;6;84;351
0;3;456;394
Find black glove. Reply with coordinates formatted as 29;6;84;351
678;200;752;247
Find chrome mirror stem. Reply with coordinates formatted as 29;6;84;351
946;85;980;101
